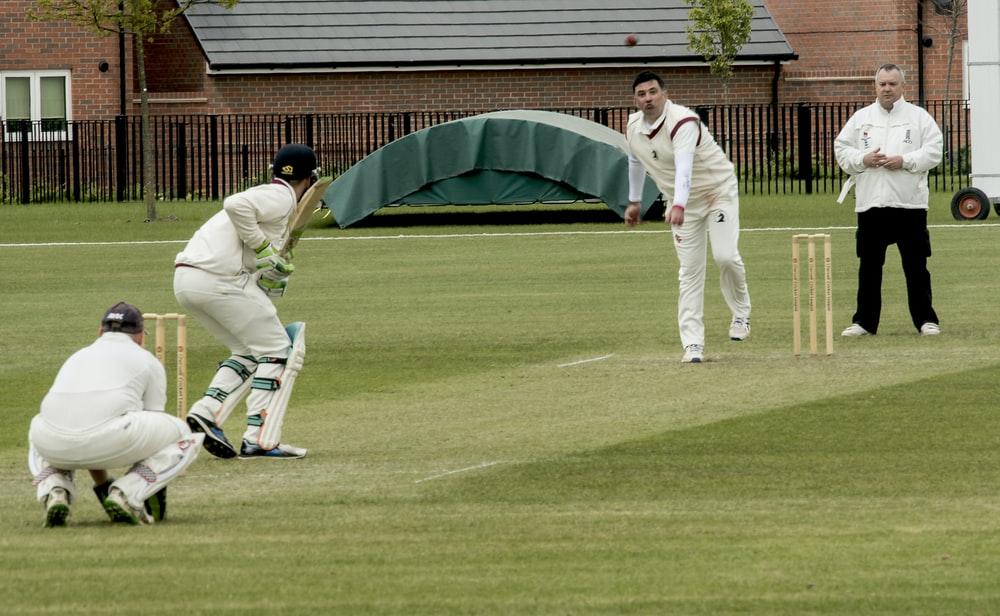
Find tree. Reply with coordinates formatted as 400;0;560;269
922;0;968;169
930;0;968;101
684;0;753;101
30;0;238;221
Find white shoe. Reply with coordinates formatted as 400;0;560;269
681;344;704;363
841;324;870;337
44;488;70;528
102;487;153;525
920;322;941;336
239;440;307;459
729;317;750;341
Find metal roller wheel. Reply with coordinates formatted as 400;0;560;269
951;187;991;220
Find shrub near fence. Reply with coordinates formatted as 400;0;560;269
0;101;970;205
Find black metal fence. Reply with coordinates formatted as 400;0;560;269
0;101;970;205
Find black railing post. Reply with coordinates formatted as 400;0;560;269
177;122;187;200
305;114;314;148
797;104;813;194
768;102;779;153
241;144;250;184
114;115;127;202
19;122;30;204
71;124;81;202
210;115;219;201
60;147;68;201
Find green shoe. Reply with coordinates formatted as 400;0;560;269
44;488;70;528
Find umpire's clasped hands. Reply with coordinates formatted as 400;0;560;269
863;148;903;170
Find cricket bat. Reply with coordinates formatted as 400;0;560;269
280;176;333;258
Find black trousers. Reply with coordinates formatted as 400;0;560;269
852;207;938;334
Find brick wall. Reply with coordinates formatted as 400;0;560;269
193;66;775;115
142;0;205;93
0;0;134;119
765;0;968;102
116;0;774;116
920;4;969;100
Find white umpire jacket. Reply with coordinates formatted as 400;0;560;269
834;97;943;213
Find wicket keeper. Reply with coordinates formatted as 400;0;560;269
28;302;204;526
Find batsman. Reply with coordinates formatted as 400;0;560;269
174;144;324;459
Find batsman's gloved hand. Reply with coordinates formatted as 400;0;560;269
257;271;289;297
254;242;294;276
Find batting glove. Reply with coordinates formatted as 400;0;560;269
257;272;289;297
254;242;294;276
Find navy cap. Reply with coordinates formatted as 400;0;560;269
101;302;144;334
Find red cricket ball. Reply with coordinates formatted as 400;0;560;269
624;34;638;47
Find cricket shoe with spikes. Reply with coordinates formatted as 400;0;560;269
920;322;941;336
44;487;70;528
186;414;238;459
729;317;750;341
96;478;167;522
102;487;153;525
841;323;870;337
239;440;307;460
681;344;704;363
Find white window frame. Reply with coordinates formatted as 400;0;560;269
0;70;73;140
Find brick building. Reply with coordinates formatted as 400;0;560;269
0;0;969;123
141;0;794;116
0;0;131;122
768;0;968;102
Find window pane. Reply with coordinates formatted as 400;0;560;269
41;76;66;119
5;77;30;119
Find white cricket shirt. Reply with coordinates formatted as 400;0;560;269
175;180;297;276
626;102;735;210
39;333;167;431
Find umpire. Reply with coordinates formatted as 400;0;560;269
834;63;942;337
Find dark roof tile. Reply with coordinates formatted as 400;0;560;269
184;0;796;70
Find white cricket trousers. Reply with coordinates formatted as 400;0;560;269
29;411;190;503
173;266;290;357
173;264;295;447
671;180;750;348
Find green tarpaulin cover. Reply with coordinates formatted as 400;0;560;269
323;110;660;228
398;169;587;205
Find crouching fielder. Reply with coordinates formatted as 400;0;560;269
28;302;204;527
174;144;315;460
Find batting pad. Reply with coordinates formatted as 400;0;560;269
257;321;305;450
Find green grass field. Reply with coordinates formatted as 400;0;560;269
3;192;1000;614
